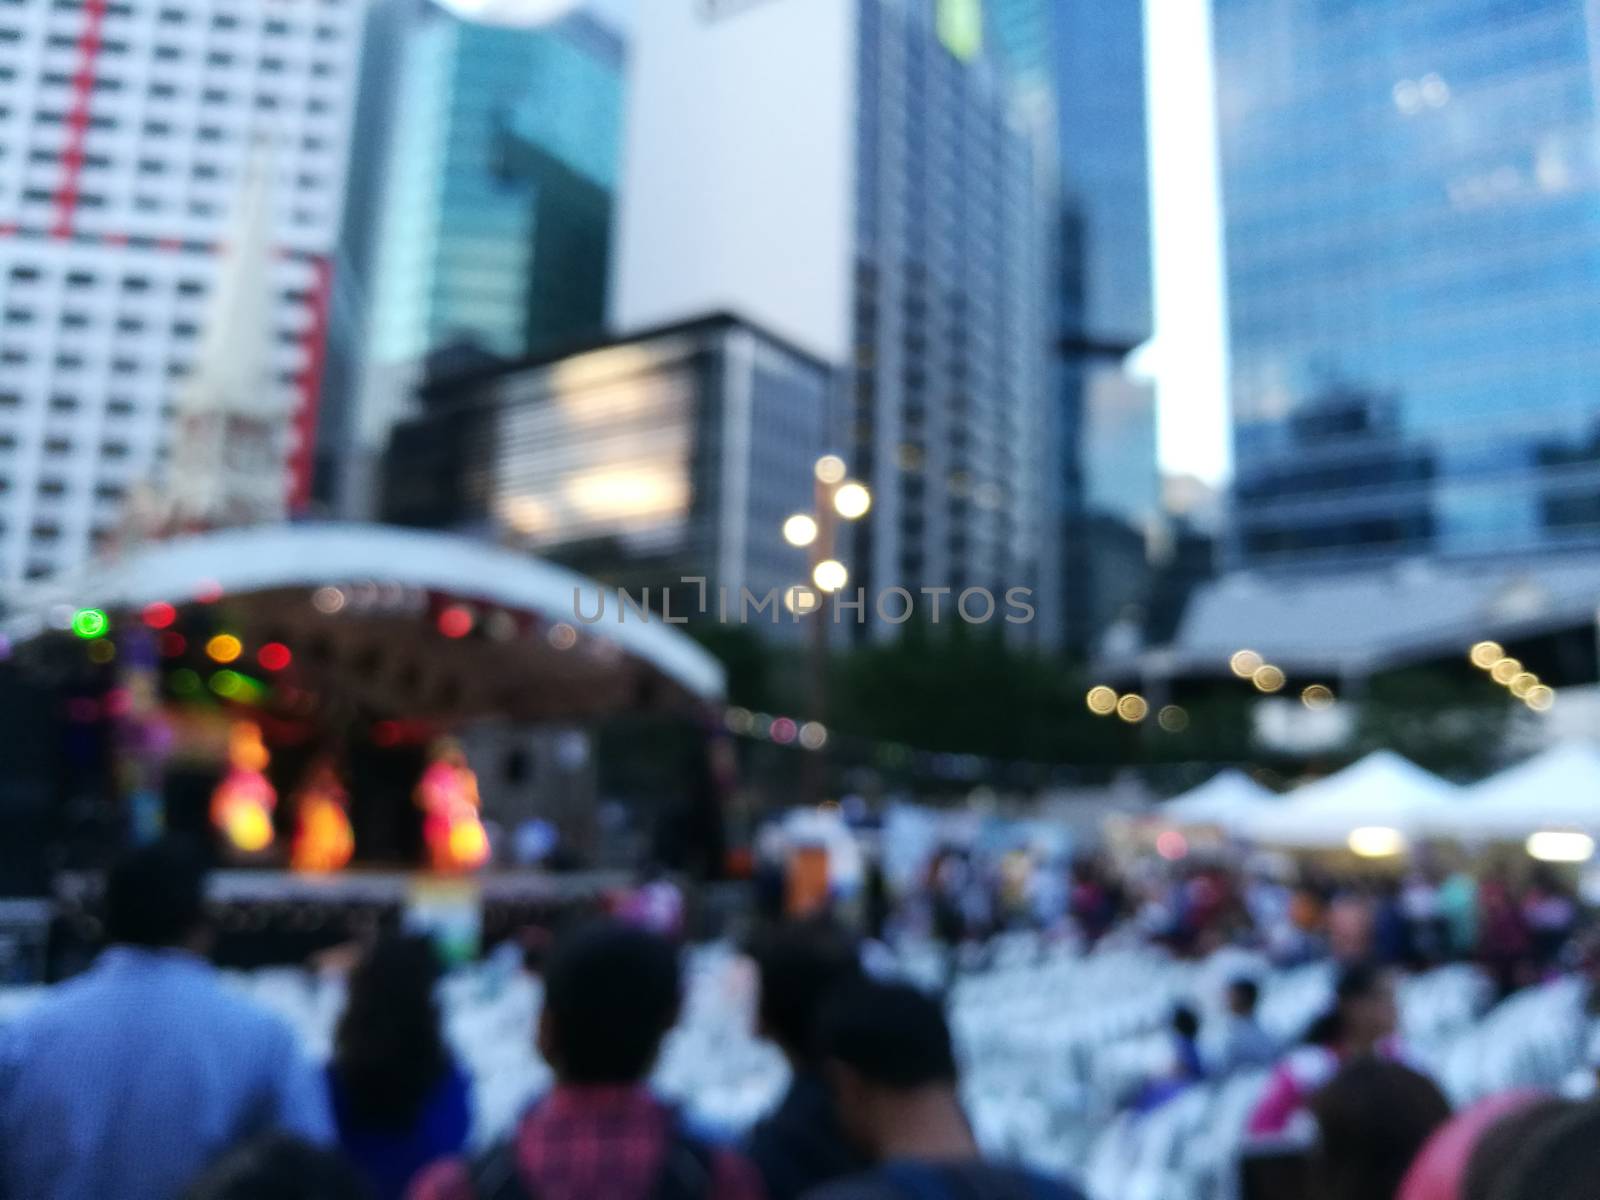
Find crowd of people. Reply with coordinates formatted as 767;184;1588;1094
1;835;1599;1200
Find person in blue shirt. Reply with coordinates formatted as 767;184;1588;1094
0;836;335;1200
327;934;472;1200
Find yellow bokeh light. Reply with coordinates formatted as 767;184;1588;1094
833;483;872;520
1301;684;1335;710
783;514;819;547
1527;830;1594;863
1116;694;1150;723
1086;686;1118;716
1252;664;1286;693
448;819;490;870
1469;641;1503;669
784;584;821;615
206;634;243;664
1230;649;1264;678
1348;826;1405;858
226;804;275;854
1490;657;1521;685
814;455;848;485
812;559;848;593
1526;685;1556;712
1509;672;1539;699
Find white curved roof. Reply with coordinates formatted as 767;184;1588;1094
2;523;725;704
1429;743;1600;838
1162;769;1276;831
1245;751;1457;846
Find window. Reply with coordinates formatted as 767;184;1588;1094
65;270;94;288
37;478;65;496
54;353;85;371
106;398;134;417
43;436;71;455
116;316;144;334
101;441;130;459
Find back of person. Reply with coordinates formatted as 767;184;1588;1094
802;979;1084;1200
0;840;331;1200
409;920;762;1200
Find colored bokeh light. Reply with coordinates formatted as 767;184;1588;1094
770;716;799;745
142;602;177;629
206;634;243;664
87;640;117;664
71;608;109;639
159;632;187;657
437;605;474;639
257;642;292;672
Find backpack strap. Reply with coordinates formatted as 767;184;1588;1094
468;1137;535;1200
652;1124;716;1200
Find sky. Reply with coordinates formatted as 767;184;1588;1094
447;0;1235;484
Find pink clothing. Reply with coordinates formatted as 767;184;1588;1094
1396;1091;1544;1200
1247;1039;1407;1136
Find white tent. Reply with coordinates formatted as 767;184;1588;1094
1423;743;1600;840
1244;750;1457;848
1161;770;1276;832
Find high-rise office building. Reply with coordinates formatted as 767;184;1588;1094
613;0;1046;638
381;312;829;635
320;1;623;516
988;0;1161;650
1217;0;1600;568
0;0;367;587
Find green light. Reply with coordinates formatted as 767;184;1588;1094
210;670;243;699
937;0;983;62
171;668;201;696
71;608;109;640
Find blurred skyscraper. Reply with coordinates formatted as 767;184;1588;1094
988;0;1162;651
0;0;368;587
1216;0;1600;568
613;0;1046;637
319;0;622;516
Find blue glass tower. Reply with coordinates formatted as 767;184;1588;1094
1216;0;1600;568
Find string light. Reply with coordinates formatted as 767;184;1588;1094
1086;686;1118;716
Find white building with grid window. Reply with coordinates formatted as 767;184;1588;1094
0;0;367;588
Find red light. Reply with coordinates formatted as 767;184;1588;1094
159;632;187;657
103;688;132;718
437;606;474;639
195;579;223;604
1156;830;1189;861
373;721;400;748
142;602;177;629
257;643;292;672
770;717;798;745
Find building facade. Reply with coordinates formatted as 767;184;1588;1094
381;313;832;633
321;1;623;517
1217;0;1600;568
0;0;366;587
614;0;1046;639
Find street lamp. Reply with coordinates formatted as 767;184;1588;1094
782;455;872;804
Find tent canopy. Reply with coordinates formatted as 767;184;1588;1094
1244;751;1457;847
1161;770;1276;831
1423;743;1600;839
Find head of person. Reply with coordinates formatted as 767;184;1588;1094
332;935;448;1130
1171;1003;1201;1042
1309;1059;1450;1200
104;835;209;952
1470;1100;1600;1200
1335;963;1397;1050
816;978;962;1160
538;919;681;1085
746;918;862;1071
183;1134;371;1200
1398;1092;1569;1200
1228;977;1261;1018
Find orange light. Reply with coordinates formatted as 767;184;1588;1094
206;634;242;664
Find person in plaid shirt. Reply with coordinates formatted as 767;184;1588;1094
410;920;765;1200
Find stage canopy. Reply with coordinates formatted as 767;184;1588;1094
1244;751;1457;848
1;523;724;722
1420;743;1600;840
1160;769;1276;832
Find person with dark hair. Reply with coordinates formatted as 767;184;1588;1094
805;978;1085;1200
0;837;333;1200
184;1134;374;1200
1306;1059;1450;1200
1216;977;1278;1073
410;919;763;1200
1471;1100;1600;1200
1396;1091;1566;1200
744;921;866;1200
328;937;472;1200
1248;963;1400;1136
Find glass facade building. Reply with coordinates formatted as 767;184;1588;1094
849;0;1046;629
1216;0;1600;568
381;314;830;640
